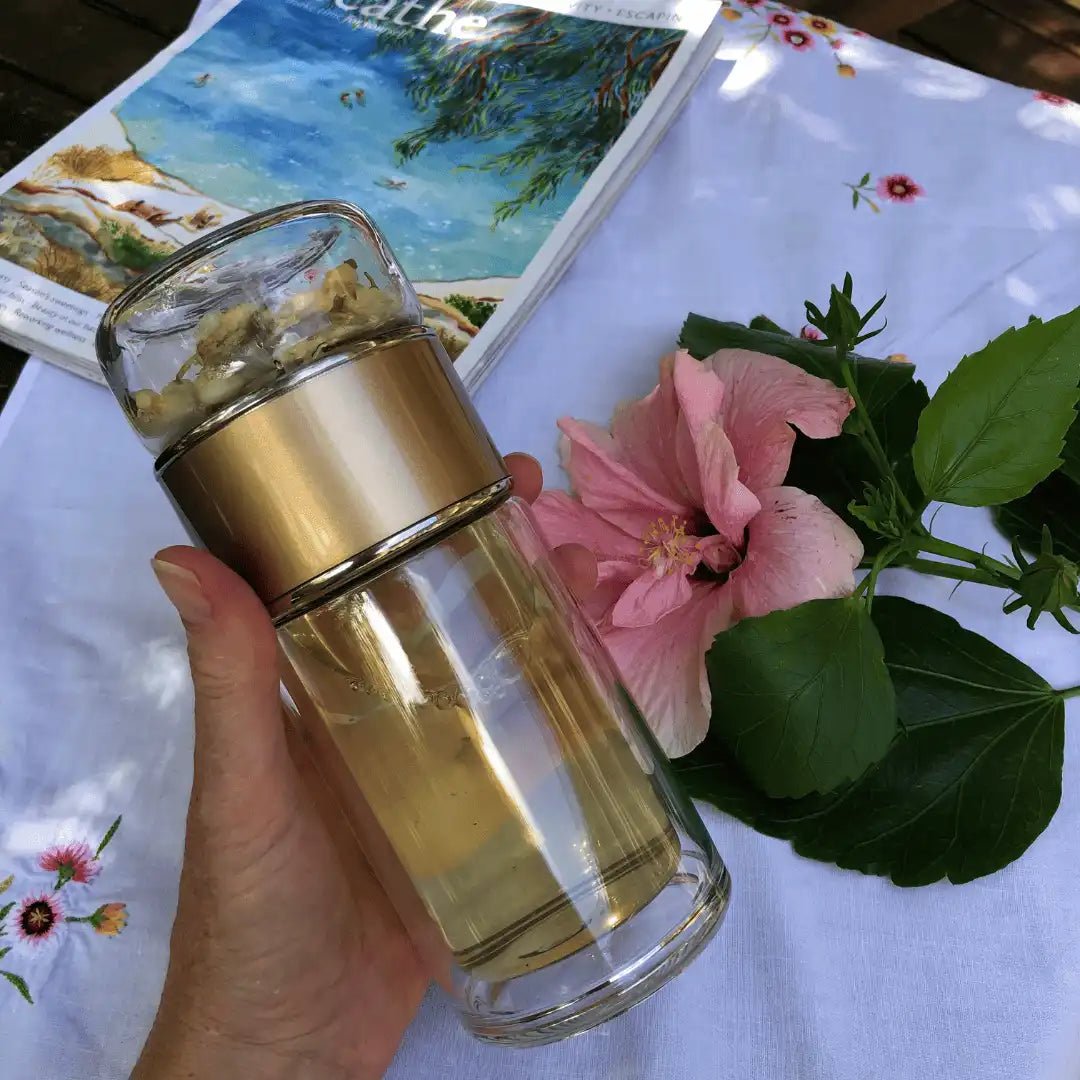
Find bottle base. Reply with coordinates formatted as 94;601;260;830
459;851;731;1047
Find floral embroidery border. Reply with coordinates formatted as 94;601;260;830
0;816;128;1005
721;1;863;77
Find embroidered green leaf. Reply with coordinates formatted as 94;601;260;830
0;947;10;961
859;171;871;186
913;308;1080;505
851;189;859;209
0;875;12;896
1;971;33;1005
95;816;122;858
0;901;14;925
705;597;897;797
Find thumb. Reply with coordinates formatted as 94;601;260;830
152;547;290;811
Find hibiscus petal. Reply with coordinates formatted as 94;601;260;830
698;533;741;573
531;490;642;561
611;568;695;629
558;417;693;536
706;349;855;491
728;486;863;620
610;354;697;505
604;584;734;757
588;560;642;626
672;352;761;544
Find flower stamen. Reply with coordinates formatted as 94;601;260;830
642;516;699;576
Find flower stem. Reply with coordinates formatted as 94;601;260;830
897;557;1002;587
915;535;1019;582
839;354;917;520
860;543;903;608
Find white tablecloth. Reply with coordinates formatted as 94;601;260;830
2;5;1080;1077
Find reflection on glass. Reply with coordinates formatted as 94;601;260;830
279;500;681;982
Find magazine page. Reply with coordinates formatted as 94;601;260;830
0;0;719;384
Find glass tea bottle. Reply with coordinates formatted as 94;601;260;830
96;200;731;1045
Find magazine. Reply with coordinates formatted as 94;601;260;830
0;0;723;389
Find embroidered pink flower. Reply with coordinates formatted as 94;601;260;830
1035;90;1069;106
769;11;795;26
800;325;822;340
876;174;924;203
783;29;814;51
39;842;98;887
16;894;62;943
533;350;862;756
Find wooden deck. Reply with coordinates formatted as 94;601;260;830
2;0;1080;409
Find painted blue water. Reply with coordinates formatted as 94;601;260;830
117;0;581;282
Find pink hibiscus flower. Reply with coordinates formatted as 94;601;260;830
783;29;814;51
876;174;923;203
769;11;795;26
39;841;98;886
533;350;862;756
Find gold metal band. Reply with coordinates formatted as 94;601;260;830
159;332;508;609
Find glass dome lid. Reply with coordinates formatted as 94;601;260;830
96;200;423;456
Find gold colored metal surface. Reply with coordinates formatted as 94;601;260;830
160;333;507;607
266;478;511;623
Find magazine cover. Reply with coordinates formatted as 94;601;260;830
0;0;719;382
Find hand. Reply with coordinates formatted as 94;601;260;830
135;454;594;1080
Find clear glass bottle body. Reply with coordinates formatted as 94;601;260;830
279;498;730;1044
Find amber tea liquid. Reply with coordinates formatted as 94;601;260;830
279;504;681;982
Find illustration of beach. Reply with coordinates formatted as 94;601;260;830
0;0;681;357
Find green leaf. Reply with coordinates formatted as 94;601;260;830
913;309;1080;505
994;412;1080;562
787;373;929;554
1;971;33;1004
0;901;14;924
678;598;1064;885
1058;413;1080;485
0;874;11;896
994;471;1080;564
95;815;122;858
705;598;897;798
851;189;859;210
859;171;871;187
847;481;904;540
748;314;792;336
0;947;10;961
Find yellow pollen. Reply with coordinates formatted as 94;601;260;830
642;516;697;574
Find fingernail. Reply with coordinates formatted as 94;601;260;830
152;558;213;625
